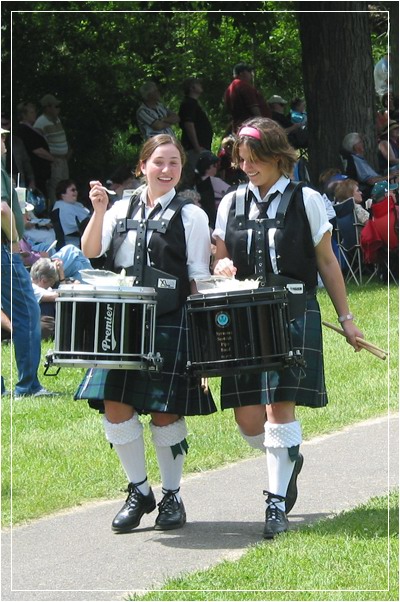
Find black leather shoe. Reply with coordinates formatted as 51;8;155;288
285;453;304;514
263;491;289;539
112;482;156;533
154;489;186;530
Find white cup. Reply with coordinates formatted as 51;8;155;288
15;187;27;213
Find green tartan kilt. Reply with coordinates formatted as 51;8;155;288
220;297;329;409
74;306;217;416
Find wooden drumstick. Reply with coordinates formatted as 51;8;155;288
322;321;387;360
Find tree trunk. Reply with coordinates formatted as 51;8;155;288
298;2;376;185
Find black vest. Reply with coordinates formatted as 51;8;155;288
225;183;318;291
106;190;193;305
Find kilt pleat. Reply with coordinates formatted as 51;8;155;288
220;298;328;409
74;306;217;416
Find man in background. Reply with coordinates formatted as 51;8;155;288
179;77;213;168
34;94;71;204
224;62;270;133
136;82;180;139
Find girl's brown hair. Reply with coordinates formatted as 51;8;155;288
334;178;358;203
231;117;298;176
135;134;186;177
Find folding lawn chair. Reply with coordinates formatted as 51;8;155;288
334;198;364;285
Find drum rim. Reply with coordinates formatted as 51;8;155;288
187;285;288;301
57;284;158;298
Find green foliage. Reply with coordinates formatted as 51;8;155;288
2;3;388;186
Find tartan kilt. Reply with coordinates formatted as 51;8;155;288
74;306;217;416
220;297;328;409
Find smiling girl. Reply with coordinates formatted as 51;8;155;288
213;117;363;539
77;134;216;533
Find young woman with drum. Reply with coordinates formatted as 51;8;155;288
212;117;364;539
75;134;216;532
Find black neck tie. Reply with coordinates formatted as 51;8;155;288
252;191;280;283
133;203;161;283
254;190;280;218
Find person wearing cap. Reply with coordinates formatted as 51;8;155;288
268;95;304;146
1;127;56;398
136;81;180;140
378;121;399;172
212;117;363;539
34;94;70;204
370;180;399;205
178;78;213;168
224;63;271;133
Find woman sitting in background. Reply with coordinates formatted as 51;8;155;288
51;179;91;248
334;178;370;225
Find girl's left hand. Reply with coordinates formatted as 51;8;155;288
342;320;364;351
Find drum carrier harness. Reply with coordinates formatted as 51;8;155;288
106;188;193;316
233;181;308;319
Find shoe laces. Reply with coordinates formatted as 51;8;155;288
263;490;286;521
124;479;147;507
157;488;180;515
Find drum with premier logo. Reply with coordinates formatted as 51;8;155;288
45;284;161;371
186;286;301;377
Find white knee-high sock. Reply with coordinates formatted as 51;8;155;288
103;414;150;496
150;418;188;502
238;427;265;452
264;421;302;511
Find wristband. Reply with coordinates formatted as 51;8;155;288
59;278;66;283
338;313;354;323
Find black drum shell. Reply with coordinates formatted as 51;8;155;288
186;286;295;377
49;284;158;370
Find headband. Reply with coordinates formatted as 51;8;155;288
238;126;262;140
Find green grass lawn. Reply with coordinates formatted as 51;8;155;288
129;492;398;601
1;282;398;526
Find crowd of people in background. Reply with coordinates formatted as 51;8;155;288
1;58;398;383
1;54;398;541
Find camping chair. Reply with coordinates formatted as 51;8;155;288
334;199;364;285
362;197;399;284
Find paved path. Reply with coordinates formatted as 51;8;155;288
1;414;398;601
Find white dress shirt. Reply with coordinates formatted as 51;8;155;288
213;176;332;274
99;187;212;282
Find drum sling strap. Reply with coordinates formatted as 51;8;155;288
234;181;307;318
111;192;192;315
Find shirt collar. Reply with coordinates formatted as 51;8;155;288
248;175;290;202
140;186;176;210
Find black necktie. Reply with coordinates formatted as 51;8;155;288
254;190;280;218
133;202;161;283
252;191;280;282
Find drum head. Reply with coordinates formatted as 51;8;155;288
79;269;135;287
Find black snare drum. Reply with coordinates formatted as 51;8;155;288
45;284;161;371
186;286;300;377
